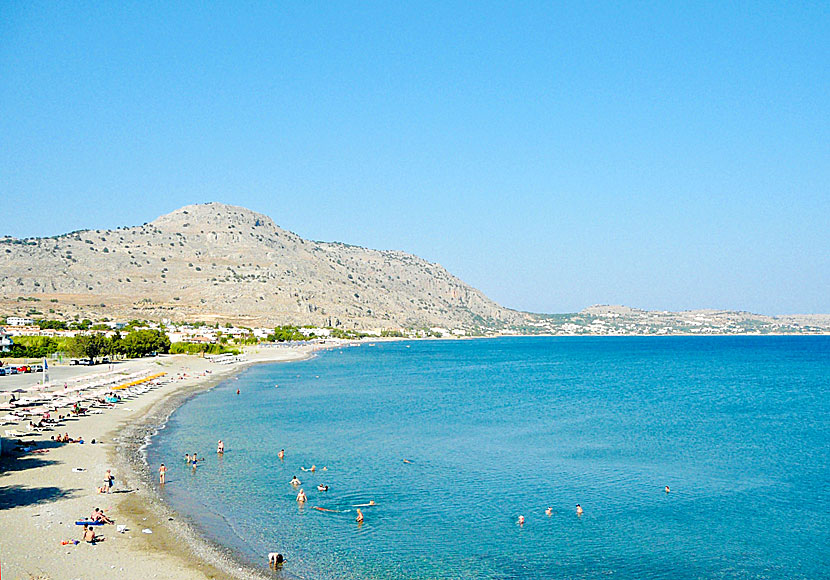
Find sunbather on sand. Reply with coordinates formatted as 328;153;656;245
82;524;104;543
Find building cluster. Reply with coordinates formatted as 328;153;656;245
525;307;823;335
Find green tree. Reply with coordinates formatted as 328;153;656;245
120;329;171;358
70;333;108;363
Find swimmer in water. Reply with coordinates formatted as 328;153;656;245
576;504;583;515
217;440;224;454
317;484;329;492
278;449;285;460
545;507;553;516
518;515;525;525
664;485;670;493
236;388;240;395
290;476;301;486
296;489;307;503
402;458;413;464
356;509;364;523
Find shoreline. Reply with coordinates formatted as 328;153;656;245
0;343;341;580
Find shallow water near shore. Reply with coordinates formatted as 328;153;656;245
147;337;830;579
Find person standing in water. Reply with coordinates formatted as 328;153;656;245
545;507;553;516
217;440;224;454
576;504;583;515
278;449;285;460
664;485;670;493
296;489;307;503
159;463;167;484
356;509;364;523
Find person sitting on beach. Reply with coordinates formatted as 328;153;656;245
82;524;104;543
317;484;329;492
296;489;307;503
290;476;301;486
91;508;113;524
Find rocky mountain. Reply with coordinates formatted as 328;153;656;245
0;203;528;330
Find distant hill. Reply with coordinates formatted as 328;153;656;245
1;203;827;335
0;203;528;330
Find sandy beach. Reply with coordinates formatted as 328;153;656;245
0;345;321;580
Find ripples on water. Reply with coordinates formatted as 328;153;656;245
148;337;830;579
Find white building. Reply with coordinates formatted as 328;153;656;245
0;329;13;352
6;317;34;326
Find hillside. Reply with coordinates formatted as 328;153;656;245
0;203;528;330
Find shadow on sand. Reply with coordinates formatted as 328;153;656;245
0;455;59;476
0;484;79;509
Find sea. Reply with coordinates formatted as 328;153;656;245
146;337;830;579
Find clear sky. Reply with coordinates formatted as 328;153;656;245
1;2;827;315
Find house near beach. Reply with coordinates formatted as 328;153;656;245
0;328;13;352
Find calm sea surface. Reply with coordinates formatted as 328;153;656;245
147;337;830;579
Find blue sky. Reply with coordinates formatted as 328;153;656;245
1;2;827;314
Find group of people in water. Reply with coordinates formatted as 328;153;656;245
516;487;671;525
286;455;369;523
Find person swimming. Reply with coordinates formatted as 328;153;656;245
576;504;583;515
545;507;553;516
290;476;301;486
317;484;329;492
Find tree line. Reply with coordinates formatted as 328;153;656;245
7;329;171;362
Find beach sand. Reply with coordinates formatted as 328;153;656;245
0;345;319;580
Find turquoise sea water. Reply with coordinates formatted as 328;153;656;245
147;337;830;579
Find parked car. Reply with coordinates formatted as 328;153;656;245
17;365;31;373
0;368;6;376
5;367;18;374
33;364;44;372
